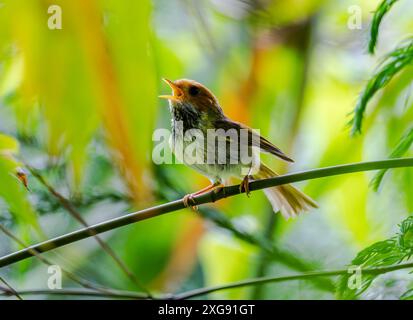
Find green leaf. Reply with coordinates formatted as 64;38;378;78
368;0;400;55
398;216;413;254
350;38;413;135
0;133;39;231
336;216;413;299
371;126;413;191
401;288;413;300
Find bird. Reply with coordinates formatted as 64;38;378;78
159;78;317;219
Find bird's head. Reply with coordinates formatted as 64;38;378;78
159;79;224;119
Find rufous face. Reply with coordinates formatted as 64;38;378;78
159;79;220;113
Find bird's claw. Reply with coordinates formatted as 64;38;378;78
183;194;198;211
240;175;251;197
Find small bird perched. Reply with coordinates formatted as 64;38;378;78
159;78;317;218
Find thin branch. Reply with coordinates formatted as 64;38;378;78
25;164;151;296
3;261;412;300
0;158;412;269
0;288;148;300
0;223;144;297
173;262;413;300
0;276;22;300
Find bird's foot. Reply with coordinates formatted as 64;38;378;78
183;193;198;211
240;175;252;197
183;182;225;208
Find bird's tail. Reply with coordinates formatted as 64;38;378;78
253;164;318;219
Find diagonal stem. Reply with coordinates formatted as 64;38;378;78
251;209;278;299
0;276;22;300
0;224;146;297
25;164;151;296
0;158;412;269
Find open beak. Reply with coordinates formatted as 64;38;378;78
159;78;184;102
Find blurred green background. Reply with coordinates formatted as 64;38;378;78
0;0;412;300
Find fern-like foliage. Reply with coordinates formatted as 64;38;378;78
350;38;413;135
371;126;413;191
336;216;413;299
369;0;400;54
401;288;413;299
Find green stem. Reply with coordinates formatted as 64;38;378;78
1;262;413;300
0;223;133;296
174;262;413;300
251;209;277;299
0;288;148;300
0;158;412;268
0;276;22;300
26;164;151;296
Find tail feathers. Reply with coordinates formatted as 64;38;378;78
255;164;318;219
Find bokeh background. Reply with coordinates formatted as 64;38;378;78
0;0;412;299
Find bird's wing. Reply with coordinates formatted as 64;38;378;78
214;118;294;163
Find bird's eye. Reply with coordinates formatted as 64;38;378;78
188;86;200;96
